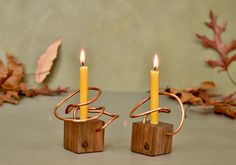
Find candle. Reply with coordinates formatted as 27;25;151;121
150;54;159;124
79;49;88;119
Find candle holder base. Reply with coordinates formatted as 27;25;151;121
54;87;119;154
129;92;185;156
131;121;173;156
64;119;105;154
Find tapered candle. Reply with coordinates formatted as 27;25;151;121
79;49;88;119
150;54;159;124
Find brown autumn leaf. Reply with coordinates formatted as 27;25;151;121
33;84;69;96
19;83;68;97
0;53;68;106
165;81;236;119
214;105;236;119
196;10;236;71
0;91;20;105
1;53;24;90
35;38;62;83
196;10;236;86
218;92;236;105
0;59;8;84
165;87;202;105
199;81;215;90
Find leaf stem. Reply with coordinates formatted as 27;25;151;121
184;105;192;118
226;69;236;87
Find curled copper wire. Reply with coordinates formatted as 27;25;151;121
129;92;185;136
54;87;119;131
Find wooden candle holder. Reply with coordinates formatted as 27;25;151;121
54;87;119;154
129;92;185;156
64;119;105;153
131;121;173;156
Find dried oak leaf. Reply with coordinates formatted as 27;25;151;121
1;53;24;90
199;81;215;90
0;91;20;105
20;83;68;97
19;83;37;97
214;104;236;119
0;59;8;84
166;81;236;119
165;82;216;106
0;53;68;106
196;10;236;71
35;38;62;83
165;87;202;105
34;84;69;96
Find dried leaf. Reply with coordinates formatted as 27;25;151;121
35;38;62;83
197;91;214;107
199;81;215;90
34;84;69;96
206;60;224;68
0;53;68;106
0;91;20;105
165;87;202;105
165;81;236;119
196;34;216;49
229;54;236;64
0;60;8;84
2;53;24;90
226;40;236;54
196;10;236;71
20;83;68;97
19;83;37;97
214;105;236;119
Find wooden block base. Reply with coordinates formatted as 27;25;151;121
64;119;105;154
131;121;173;156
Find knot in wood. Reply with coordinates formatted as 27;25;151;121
81;140;88;148
144;142;150;151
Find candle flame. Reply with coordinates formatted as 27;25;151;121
80;48;86;66
153;54;159;70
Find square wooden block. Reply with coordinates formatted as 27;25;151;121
64;119;105;154
131;121;173;156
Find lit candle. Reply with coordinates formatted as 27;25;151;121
150;54;159;124
79;49;88;119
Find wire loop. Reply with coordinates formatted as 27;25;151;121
129;92;185;136
54;87;119;131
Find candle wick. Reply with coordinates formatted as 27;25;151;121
81;62;85;66
153;66;158;71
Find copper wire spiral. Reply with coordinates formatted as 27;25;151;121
129;92;185;136
54;87;119;131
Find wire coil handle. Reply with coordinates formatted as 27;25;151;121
54;87;119;131
129;92;185;136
